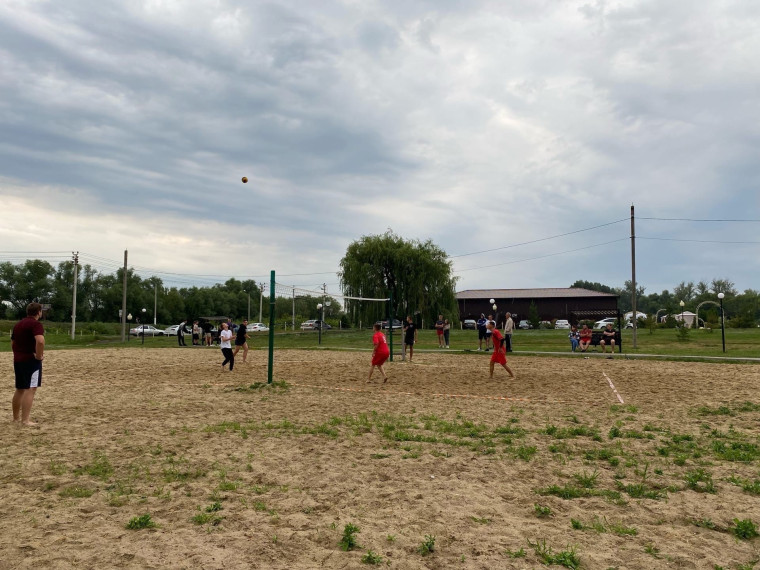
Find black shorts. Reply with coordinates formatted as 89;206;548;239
14;360;42;390
235;339;247;346
478;328;487;340
404;338;414;345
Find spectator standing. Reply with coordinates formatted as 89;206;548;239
435;314;445;348
485;314;495;351
503;312;514;352
177;320;187;346
192;321;200;345
11;302;45;426
443;319;451;348
476;313;487;351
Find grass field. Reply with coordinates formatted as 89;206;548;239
1;345;759;568
2;320;758;360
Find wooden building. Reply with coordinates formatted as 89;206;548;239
457;288;619;326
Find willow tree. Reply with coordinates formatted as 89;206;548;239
339;231;458;327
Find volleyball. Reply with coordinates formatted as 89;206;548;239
489;298;495;304
241;177;248;183
493;304;497;311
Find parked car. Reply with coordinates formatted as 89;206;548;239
463;319;477;330
300;319;332;330
246;322;269;332
163;324;191;336
375;319;403;330
518;320;533;330
554;319;570;329
593;318;618;330
129;325;164;336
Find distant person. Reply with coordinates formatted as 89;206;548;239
219;322;234;371
192;321;200;345
476;313;487;351
11;302;45;426
600;323;617;357
443;319;451;348
403;315;418;362
177;320;187;346
569;325;580;352
503;312;514;352
233;319;250;363
579;324;592;352
202;322;213;346
487;321;515;379
485;314;495;351
435;314;445;348
368;323;390;383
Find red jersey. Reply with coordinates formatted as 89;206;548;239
12;317;44;363
373;331;390;355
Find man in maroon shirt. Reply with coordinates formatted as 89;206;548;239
11;302;45;426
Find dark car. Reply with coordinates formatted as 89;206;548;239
463;319;477;330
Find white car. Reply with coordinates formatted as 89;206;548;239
593;318;618;330
554;319;570;329
129;325;164;336
246;322;269;332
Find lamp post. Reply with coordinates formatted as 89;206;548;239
127;313;132;342
243;289;251;322
317;303;323;345
679;300;685;328
718;293;726;353
141;308;147;345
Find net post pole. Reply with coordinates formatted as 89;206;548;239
388;293;394;362
267;270;275;384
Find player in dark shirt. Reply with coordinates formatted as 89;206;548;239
233;319;250;363
403;316;418;362
11;302;45;426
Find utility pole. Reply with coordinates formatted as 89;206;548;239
153;282;157;325
259;282;265;323
70;251;79;340
630;204;638;349
120;250;128;342
292;286;295;331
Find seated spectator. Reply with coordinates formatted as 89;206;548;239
600;323;617;356
579;324;592;352
569;325;580;352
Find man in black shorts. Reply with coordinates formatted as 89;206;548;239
11;302;45;426
403;315;418;362
233;319;250;363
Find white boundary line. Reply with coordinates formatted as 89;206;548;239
602;371;624;404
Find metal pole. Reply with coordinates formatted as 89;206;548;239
154;282;157;325
70;251;79;340
141;309;146;345
267;271;275;384
720;296;726;353
388;292;393;362
259;282;264;323
630;204;637;349
292;287;295;331
247;291;251;322
120;250;128;342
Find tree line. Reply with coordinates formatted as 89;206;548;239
571;279;760;327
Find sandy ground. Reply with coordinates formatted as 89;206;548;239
1;346;759;569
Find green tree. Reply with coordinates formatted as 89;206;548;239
528;301;540;329
339;231;458;327
0;260;56;317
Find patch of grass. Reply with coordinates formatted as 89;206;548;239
191;508;223;526
74;452;113;481
505;547;526;558
370;453;391;459
570;518;584;530
610;404;638;414
684;468;716;493
205;502;223;512
732;519;759;540
573;469;599;489
712;441;760;462
693;518;719;530
418;534;436;556
162;466;206;483
533;504;552;518
727;476;760;495
59;486;94;498
528;539;580;569
49;460;66;475
126;514;157;530
696;405;734;416
361;550;383;565
608;521;638;536
471;516;491;524
514;445;537;461
536;484;622;503
543;423;601;440
339;523;360;551
616;482;665;500
644;542;660;558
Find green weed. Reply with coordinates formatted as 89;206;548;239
361;550;383;565
528;539;580;569
126;514;157;530
505;547;526;558
732;519;759;540
533;504;552;518
684;468;716;493
339;523;360;551
59;486;94;498
418;534;436;556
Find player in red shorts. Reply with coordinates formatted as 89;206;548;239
487;321;515;379
368;323;390;383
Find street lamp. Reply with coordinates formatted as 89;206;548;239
317;303;323;345
243;289;251;322
141;308;147;345
127;313;132;342
718;293;726;353
679;300;685;328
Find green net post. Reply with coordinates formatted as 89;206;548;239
388;292;393;362
267;270;275;384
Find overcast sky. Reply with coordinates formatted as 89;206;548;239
1;0;758;298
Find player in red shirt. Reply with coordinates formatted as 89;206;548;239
487;321;515;379
368;323;390;383
11;302;45;426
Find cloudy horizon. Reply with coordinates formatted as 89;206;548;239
1;1;758;297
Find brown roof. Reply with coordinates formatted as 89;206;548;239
456;288;618;300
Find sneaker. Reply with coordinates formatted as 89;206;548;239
445;345;449;348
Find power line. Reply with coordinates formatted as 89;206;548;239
448;218;628;258
639;217;760;222
639;237;760;245
453;238;629;273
